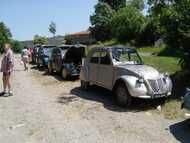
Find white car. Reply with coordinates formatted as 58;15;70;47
80;46;173;107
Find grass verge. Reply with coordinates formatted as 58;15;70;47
142;56;181;74
137;44;166;55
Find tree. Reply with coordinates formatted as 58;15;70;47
111;6;145;42
127;0;145;10
49;21;56;37
99;0;126;10
147;0;190;70
33;35;48;45
90;2;115;41
11;40;23;53
138;18;161;45
0;22;12;53
172;0;190;70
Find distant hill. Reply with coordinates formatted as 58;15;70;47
21;35;65;47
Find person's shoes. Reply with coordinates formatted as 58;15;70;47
3;92;10;97
0;91;6;96
3;91;13;97
8;91;13;96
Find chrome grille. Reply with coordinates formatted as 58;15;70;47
148;79;164;93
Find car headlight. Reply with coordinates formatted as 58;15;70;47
164;72;169;78
163;72;169;84
137;77;145;84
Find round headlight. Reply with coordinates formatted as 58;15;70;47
137;77;144;84
164;72;169;77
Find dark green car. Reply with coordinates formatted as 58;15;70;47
37;45;56;67
48;44;86;79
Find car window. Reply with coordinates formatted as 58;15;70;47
57;50;61;56
90;51;101;64
52;49;56;57
112;48;143;65
100;51;111;65
44;48;53;56
39;48;43;55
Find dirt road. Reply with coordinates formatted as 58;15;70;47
0;55;189;143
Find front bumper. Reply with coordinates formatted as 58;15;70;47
127;77;172;99
134;92;171;99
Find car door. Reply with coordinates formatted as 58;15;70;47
57;49;62;72
38;47;43;64
54;49;60;71
52;49;57;70
98;50;114;89
88;50;101;83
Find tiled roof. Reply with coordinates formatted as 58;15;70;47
68;30;91;36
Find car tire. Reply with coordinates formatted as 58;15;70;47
62;68;68;79
81;80;89;90
48;64;53;75
114;83;132;107
37;62;40;68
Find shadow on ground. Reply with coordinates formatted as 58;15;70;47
30;65;78;82
57;85;166;112
14;69;25;72
170;119;190;143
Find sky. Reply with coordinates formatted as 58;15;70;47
0;0;98;41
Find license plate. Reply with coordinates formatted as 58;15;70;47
154;94;166;98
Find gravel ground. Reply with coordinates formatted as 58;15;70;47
0;55;189;143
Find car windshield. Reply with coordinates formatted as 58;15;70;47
44;47;55;56
111;48;143;65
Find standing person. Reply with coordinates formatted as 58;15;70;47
21;47;29;70
28;47;33;62
0;43;14;96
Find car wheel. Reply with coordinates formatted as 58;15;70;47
81;80;89;90
114;83;132;107
48;64;53;75
62;68;68;79
37;62;40;68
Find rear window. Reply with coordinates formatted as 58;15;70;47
90;51;101;64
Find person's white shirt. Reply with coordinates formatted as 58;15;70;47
21;49;29;58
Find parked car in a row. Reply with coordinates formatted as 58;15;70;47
37;45;56;67
48;44;86;79
31;44;86;79
31;44;173;107
80;46;173;107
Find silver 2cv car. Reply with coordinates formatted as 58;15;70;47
80;46;173;107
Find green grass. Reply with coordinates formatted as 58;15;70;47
160;100;184;120
142;56;181;74
137;44;166;54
